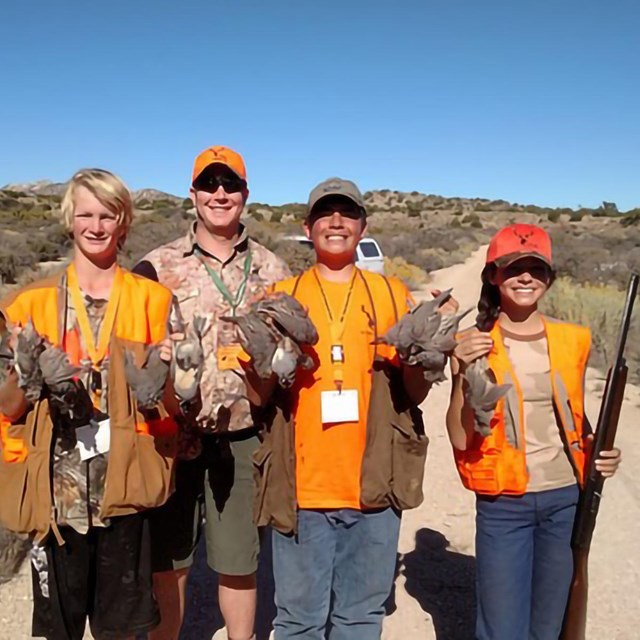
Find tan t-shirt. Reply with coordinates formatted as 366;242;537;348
502;328;577;492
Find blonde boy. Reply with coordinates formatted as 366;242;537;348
0;169;176;640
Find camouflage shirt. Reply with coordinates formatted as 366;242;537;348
52;290;110;535
141;223;291;458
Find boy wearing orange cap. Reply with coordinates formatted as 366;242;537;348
136;146;291;640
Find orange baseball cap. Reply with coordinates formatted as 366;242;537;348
191;145;247;185
486;224;552;267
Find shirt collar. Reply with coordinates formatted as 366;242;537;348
182;221;250;263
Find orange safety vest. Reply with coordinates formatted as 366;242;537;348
454;317;591;496
0;267;178;542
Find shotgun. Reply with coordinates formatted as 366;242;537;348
561;273;639;640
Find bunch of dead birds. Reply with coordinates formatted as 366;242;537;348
0;309;208;416
376;289;510;433
223;292;319;388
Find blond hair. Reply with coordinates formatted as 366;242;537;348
61;168;134;241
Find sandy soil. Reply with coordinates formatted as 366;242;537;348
1;247;638;639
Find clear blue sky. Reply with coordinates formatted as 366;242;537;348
1;0;638;210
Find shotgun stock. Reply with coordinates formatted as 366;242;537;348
560;273;638;640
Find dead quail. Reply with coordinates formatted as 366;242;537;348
222;311;279;379
13;320;46;403
39;341;83;416
464;356;511;436
0;323;14;387
124;346;170;409
377;290;471;383
254;293;319;345
172;316;207;403
271;335;315;388
168;295;186;335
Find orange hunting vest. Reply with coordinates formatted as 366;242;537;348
454;317;591;496
0;268;177;542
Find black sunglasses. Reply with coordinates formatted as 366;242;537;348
502;260;551;281
194;173;246;194
309;200;365;222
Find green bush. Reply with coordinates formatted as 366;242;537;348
547;210;561;223
462;213;482;228
569;210;585;222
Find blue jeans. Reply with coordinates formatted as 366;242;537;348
475;483;580;640
272;507;401;640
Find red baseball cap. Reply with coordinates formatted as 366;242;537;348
191;145;247;185
486;224;552;267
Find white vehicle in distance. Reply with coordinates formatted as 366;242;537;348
284;235;385;274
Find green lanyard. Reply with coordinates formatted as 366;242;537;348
195;248;252;315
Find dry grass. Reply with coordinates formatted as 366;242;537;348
384;256;429;290
541;277;640;377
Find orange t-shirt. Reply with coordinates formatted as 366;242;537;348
273;267;411;510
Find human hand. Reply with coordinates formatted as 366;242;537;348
452;329;493;372
586;435;622;478
160;332;185;363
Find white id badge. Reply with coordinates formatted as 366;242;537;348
76;419;111;461
321;390;359;424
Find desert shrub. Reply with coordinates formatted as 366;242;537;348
462;213;482;228
569;210;584;222
620;210;640;227
406;202;421;217
182;198;192;209
548;227;640;287
0;237;37;284
277;241;314;274
540;277;640;377
121;217;191;268
384;256;428;290
547;210;561;223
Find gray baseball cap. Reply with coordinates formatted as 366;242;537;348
307;177;366;216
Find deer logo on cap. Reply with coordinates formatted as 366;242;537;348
515;228;535;246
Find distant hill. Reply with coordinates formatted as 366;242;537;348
2;179;67;197
1;180;183;206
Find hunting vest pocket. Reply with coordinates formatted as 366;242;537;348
0;402;53;538
102;340;176;518
251;440;272;527
101;424;173;517
456;446;528;495
389;415;429;510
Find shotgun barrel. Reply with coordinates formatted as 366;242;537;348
561;273;638;640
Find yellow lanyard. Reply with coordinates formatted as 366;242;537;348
66;263;123;369
312;267;358;391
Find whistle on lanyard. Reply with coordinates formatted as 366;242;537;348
331;344;345;393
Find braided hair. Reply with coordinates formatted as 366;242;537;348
475;264;501;332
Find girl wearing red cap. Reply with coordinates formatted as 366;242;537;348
446;224;621;640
